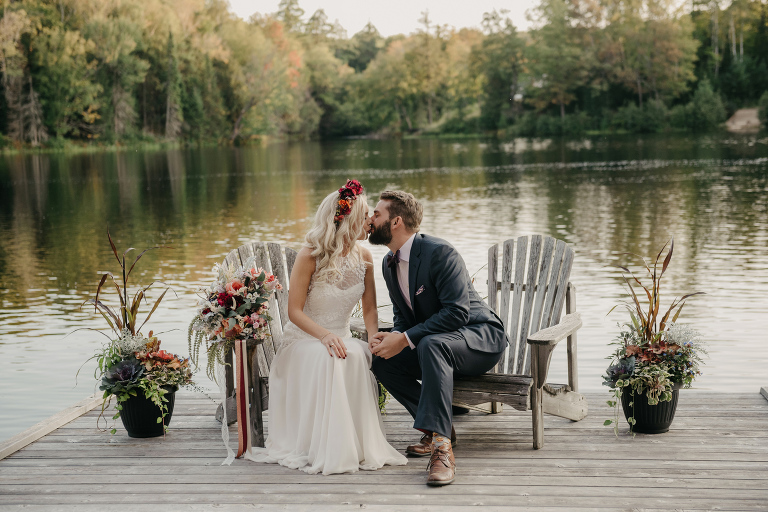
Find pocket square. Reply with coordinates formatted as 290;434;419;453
415;285;425;296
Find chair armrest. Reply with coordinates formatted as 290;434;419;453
349;318;394;340
527;313;582;346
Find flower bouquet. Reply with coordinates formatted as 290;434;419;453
603;238;706;435
188;256;282;380
82;231;194;436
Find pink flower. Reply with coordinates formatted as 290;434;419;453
226;280;244;295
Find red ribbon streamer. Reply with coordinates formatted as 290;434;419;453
235;339;252;458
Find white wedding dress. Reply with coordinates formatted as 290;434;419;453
247;252;407;475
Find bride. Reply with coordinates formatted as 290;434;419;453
248;180;407;475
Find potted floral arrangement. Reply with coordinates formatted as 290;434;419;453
188;256;281;380
83;231;194;437
603;238;706;435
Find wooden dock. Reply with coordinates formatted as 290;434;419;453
1;390;767;511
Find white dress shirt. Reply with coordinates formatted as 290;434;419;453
394;233;417;349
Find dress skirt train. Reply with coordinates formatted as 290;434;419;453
247;336;407;475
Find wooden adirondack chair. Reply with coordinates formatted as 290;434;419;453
217;242;298;448
350;235;587;449
452;235;588;449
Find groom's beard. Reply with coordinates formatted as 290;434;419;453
368;220;393;246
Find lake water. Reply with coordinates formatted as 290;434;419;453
1;134;767;442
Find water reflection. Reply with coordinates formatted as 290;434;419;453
1;134;767;441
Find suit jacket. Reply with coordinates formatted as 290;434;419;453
382;233;508;354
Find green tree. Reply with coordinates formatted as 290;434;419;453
31;26;101;138
275;0;304;33
670;79;726;130
219;17;293;140
340;22;383;73
357;38;417;131
472;10;524;129
408;11;448;125
758;90;768;127
304;43;352;137
0;7;32;141
603;0;698;107
526;0;593;119
164;32;183;139
84;12;149;137
442;28;483;132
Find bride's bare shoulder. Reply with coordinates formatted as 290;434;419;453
358;245;373;263
294;247;317;271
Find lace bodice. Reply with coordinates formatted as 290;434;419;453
278;252;367;350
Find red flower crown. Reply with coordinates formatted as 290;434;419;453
334;179;364;226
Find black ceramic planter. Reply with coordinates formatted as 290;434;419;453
621;384;681;434
120;387;176;438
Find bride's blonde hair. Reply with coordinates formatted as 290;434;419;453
304;187;368;284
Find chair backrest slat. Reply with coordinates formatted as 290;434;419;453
286;248;298;278
529;236;555;336
250;242;276;371
486;244;502;373
224;250;240;271
268;242;290;330
549;245;574;327
498;240;514;372
516;235;542;375
541;240;566;332
507;237;527;374
486;244;498;313
490;235;574;377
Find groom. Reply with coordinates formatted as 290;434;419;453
367;190;508;486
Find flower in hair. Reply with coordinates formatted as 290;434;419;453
334;179;364;225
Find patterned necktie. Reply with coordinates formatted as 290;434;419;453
386;249;401;269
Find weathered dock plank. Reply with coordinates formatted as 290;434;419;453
0;391;766;510
0;393;102;461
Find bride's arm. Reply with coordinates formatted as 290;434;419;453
288;247;347;359
360;248;379;342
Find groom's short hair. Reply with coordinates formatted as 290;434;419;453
380;190;423;232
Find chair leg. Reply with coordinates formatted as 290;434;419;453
530;344;553;450
566;283;579;393
531;385;544;449
249;345;265;448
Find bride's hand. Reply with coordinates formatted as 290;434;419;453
320;332;347;359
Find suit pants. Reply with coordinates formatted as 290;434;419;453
371;331;504;438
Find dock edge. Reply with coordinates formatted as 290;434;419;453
0;393;103;460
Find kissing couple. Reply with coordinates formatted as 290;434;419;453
248;180;508;486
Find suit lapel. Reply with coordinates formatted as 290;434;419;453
408;235;422;314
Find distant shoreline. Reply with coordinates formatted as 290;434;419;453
5;125;765;156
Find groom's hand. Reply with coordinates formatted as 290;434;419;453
370;331;408;359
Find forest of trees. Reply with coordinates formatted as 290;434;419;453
1;0;767;148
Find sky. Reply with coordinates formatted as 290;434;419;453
227;1;539;37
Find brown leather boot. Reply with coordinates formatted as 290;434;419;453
426;435;456;486
405;426;456;457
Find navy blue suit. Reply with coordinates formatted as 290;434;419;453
371;234;508;437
